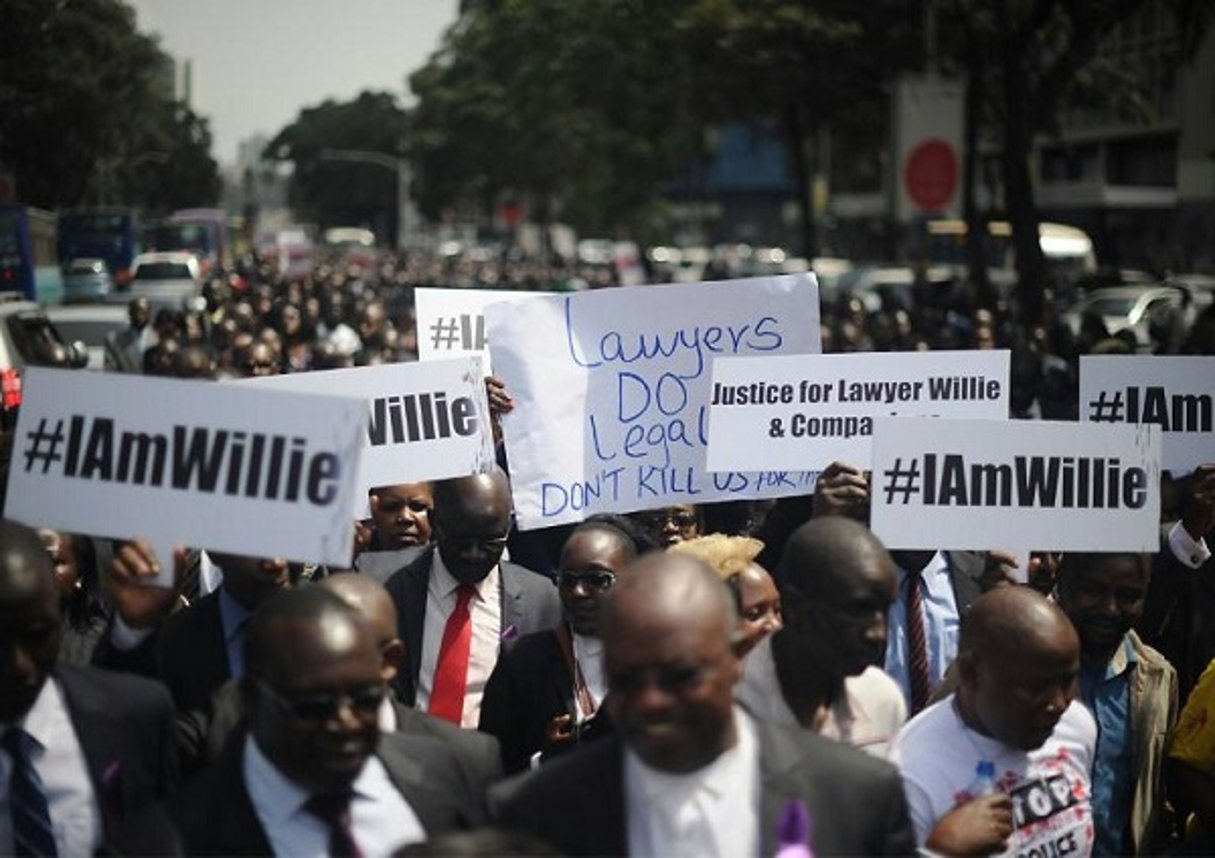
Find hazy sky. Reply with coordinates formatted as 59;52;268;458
126;0;461;166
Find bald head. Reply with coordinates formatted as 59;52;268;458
318;573;399;644
775;517;894;597
602;552;736;646
432;467;513;585
960;586;1078;665
0;519;58;604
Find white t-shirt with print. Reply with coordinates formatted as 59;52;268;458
889;696;1097;858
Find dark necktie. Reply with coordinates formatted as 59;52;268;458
3;727;58;858
304;791;363;858
905;568;932;715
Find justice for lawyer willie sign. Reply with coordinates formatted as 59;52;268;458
869;417;1161;551
705;350;1009;472
5;367;366;567
1080;355;1214;474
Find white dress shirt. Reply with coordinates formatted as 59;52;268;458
416;554;502;728
243;735;425;858
1169;520;1212;569
624;706;760;858
0;678;102;856
571;633;607;721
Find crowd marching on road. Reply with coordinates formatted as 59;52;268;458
1;241;1214;858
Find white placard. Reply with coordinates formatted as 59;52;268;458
5;367;365;567
486;275;822;529
870;417;1161;551
415;287;540;373
1080;355;1214;474
706;350;1009;472
243;357;495;505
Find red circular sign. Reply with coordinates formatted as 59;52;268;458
904;139;959;211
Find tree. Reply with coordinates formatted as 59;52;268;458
264;92;410;237
0;0;218;211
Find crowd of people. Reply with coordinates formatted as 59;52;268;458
1;247;1214;857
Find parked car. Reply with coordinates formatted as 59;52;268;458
1062;284;1209;351
44;304;129;371
62;257;114;303
128;251;201;310
0;293;87;423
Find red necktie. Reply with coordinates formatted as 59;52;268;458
429;584;475;724
906;570;932;715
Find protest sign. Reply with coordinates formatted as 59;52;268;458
5;367;366;567
416;287;538;372
243;357;495;507
486;274;822;529
869;417;1161;551
706;350;1009;472
1080;355;1214;473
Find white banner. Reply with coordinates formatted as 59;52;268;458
1080;355;1214;474
870;417;1161;551
5;367;366;567
706;350;1009;472
415;287;539;373
486;275;822;529
243;357;495;505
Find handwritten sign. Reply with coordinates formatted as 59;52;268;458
706;350;1009;472
416;287;539;373
243;357;495;506
869;417;1161;551
1080;355;1214;473
486;275;822;529
5;367;365;567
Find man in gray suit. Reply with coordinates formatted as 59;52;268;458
495;552;915;856
383;467;561;725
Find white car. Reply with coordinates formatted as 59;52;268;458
45;304;130;371
1062;285;1208;351
129;251;201;310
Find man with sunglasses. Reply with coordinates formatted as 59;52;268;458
480;516;648;773
122;586;480;855
384;467;561;726
496;551;915;856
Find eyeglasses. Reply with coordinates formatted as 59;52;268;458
256;680;385;722
637;510;699;529
557;569;616;592
608;663;715;696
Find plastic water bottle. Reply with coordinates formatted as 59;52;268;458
969;760;997;798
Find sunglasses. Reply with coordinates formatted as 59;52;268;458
257;680;385;722
557;569;617;592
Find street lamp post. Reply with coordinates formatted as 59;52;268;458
318;149;417;251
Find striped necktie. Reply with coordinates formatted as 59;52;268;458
3;727;58;857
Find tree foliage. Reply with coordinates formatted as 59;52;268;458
264;91;410;235
0;0;219;212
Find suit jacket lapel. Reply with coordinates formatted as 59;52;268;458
756;722;812;858
377;733;467;833
213;732;274;856
57;669;127;839
500;564;526;643
403;550;432;698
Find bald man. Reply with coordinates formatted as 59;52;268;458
0;519;177;854
889;587;1097;856
383;468;561;725
739;517;907;757
496;552;915;856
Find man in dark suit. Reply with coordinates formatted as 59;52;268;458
495;551;915;856
384;467;561;725
122;586;481;855
1;518;178;855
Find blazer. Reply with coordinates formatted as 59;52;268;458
382;545;562;705
478;629;575;774
156;590;231;716
494;720;916;857
120;728;482;856
394;700;503;815
55;665;178;845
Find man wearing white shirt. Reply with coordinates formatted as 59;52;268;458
1;519;177;856
125;586;480;855
496;551;915;856
384;468;561;725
